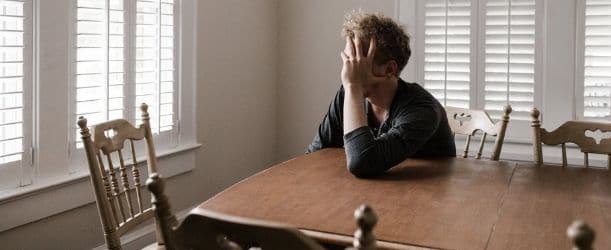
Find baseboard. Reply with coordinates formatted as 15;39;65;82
93;206;196;250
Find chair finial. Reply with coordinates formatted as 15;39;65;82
567;220;595;250
503;105;513;115
77;116;88;129
352;204;377;250
140;103;150;121
146;173;164;197
531;108;540;120
140;103;148;113
78;116;91;139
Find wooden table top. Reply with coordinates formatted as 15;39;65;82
199;149;611;250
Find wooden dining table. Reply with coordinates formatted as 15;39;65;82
198;148;611;250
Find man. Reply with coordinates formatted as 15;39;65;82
307;10;456;178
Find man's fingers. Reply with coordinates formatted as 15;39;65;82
353;34;363;59
345;36;356;58
340;51;349;62
367;37;377;60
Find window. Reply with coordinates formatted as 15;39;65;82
0;0;197;232
0;0;32;189
580;0;611;119
423;0;472;109
484;0;536;120
135;0;176;133
75;0;127;147
0;0;196;193
73;0;177;149
418;0;539;121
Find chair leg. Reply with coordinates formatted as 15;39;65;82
463;135;471;158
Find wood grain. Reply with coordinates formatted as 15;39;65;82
486;165;611;250
200;149;517;249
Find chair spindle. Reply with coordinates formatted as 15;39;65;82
130;139;144;213
531;108;543;166
141;103;159;174
562;143;567;167
117;150;135;218
584;153;589;168
491;105;512;161
567;220;594;250
476;133;487;159
97;151;121;225
106;154;127;223
463;135;472;158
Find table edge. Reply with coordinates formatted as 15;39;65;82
300;229;437;250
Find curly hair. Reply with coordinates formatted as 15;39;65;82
342;10;411;76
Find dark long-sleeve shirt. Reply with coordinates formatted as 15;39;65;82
307;79;456;178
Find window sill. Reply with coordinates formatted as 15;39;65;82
0;143;201;233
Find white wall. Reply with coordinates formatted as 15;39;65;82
0;0;279;249
276;0;397;161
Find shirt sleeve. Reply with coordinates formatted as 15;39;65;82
306;86;345;153
343;105;441;178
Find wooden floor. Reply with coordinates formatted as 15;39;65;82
200;149;611;249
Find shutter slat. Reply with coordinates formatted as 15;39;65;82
484;0;536;120
583;0;611;119
0;0;27;164
136;0;176;133
424;0;471;109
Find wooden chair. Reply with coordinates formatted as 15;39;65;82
78;103;169;250
531;108;611;168
567;220;595;250
146;173;378;250
445;105;512;160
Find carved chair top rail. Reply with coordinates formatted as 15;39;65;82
91;119;147;155
538;120;611;154
445;106;511;136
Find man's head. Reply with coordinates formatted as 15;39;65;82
342;10;411;78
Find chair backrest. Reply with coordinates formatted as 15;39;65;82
146;173;379;250
531;108;611;168
78;103;169;250
445;105;512;160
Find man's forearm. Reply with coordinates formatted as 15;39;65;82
343;86;367;135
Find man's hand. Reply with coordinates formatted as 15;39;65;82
340;35;385;90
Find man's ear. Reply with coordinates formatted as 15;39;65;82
385;60;398;77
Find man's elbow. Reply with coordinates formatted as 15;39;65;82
346;154;383;178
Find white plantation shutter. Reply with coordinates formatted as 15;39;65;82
484;0;536;120
75;0;126;145
74;0;177;146
424;0;471;109
0;0;31;165
583;0;611;119
135;0;176;134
